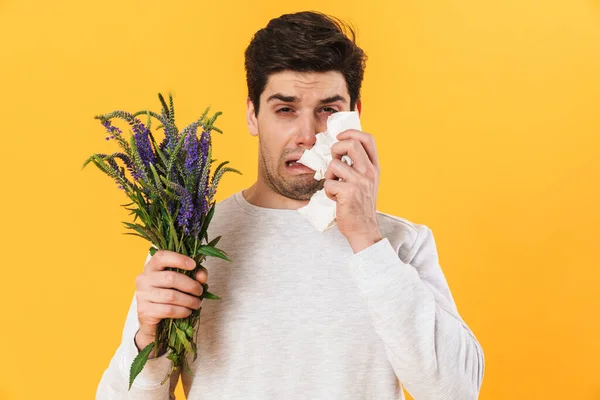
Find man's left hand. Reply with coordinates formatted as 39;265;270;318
324;129;383;253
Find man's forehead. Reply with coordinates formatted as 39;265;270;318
263;71;349;103
266;70;344;85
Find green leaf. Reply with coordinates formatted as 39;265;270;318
192;341;198;362
203;291;221;300
149;163;165;192
212;161;230;177
168;93;176;124
191;236;220;258
122;222;161;245
169;325;177;348
167;350;179;368
197;105;211;127
128;341;155;390
167;216;180;252
183;354;194;376
197;245;231;261
167;132;187;176
123;232;152;242
122;223;152;242
158;93;170;118
207;111;222;129
206;235;221;248
175;325;192;353
149;246;158;256
199;202;216;241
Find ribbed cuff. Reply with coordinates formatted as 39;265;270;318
119;331;174;390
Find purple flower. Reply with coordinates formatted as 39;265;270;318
183;125;199;175
101;119;122;140
199;130;210;170
171;183;194;235
97;153;129;191
98;112;155;181
132;122;155;167
167;200;176;216
159;111;179;153
191;208;202;239
111;152;134;174
199;190;208;215
198;130;211;214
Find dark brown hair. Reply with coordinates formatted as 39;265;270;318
244;11;367;117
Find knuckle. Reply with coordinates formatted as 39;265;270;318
166;305;176;316
154;249;165;261
137;305;148;319
165;290;177;303
163;271;176;286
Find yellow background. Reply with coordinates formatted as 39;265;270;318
1;0;599;399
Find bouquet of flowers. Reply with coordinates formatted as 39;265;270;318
83;93;241;389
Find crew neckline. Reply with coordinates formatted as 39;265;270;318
232;190;306;219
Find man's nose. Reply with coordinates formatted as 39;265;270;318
295;115;322;148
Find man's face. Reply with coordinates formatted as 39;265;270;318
246;70;361;201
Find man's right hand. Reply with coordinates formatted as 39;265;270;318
133;250;208;356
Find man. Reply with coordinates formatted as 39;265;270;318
97;11;484;399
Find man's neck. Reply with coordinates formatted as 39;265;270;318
242;182;310;210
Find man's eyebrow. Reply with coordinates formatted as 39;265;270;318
266;93;348;104
319;94;347;104
267;93;298;103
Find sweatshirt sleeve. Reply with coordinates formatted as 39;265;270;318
346;225;485;400
96;253;181;400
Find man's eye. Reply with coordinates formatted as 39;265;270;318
321;107;338;113
276;107;292;113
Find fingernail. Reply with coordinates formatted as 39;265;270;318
186;258;195;268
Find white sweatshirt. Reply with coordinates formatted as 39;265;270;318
96;190;484;399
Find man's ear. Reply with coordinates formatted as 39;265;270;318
355;98;362;117
246;97;259;137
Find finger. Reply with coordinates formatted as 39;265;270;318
195;266;208;283
324;179;347;200
324;158;359;182
140;302;195;320
336;130;380;169
145;249;196;272
330;138;372;175
140;287;202;309
148;270;203;297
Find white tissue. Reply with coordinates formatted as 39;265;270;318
296;111;362;232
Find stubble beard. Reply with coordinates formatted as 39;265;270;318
259;144;324;201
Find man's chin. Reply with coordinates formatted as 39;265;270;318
288;185;324;201
277;179;323;200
